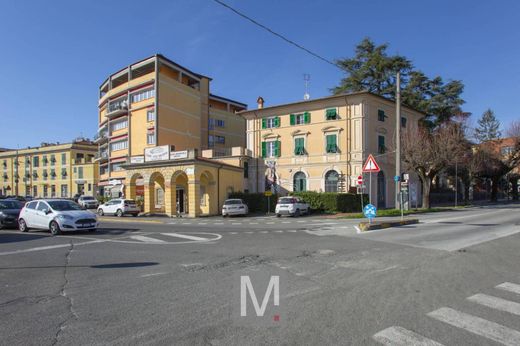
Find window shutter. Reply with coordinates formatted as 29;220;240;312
262;118;266;129
304;112;311;124
275;117;280;127
275;141;281;157
261;142;266;158
290;114;295;125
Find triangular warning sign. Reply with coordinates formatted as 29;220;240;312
362;154;380;173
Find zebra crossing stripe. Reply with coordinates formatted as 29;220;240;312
427;307;520;346
161;233;209;241
130;235;167;243
467;293;520;316
496;282;520;295
373;326;444;345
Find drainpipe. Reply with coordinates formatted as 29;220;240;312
217;165;221;214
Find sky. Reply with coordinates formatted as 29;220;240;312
1;0;519;148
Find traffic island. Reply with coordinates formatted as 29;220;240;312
358;218;419;232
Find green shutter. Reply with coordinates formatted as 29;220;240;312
304;112;311;124
262;118;266;129
275;141;281;157
274;116;280;127
326;108;337;120
261;142;266;158
326;134;337;153
294;138;304;155
290;114;295;125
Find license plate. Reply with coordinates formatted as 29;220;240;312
80;223;94;228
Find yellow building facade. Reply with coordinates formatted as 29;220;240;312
96;54;246;197
239;92;425;208
0;140;98;198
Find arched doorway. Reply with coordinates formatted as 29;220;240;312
377;171;386;208
148;172;165;213
293;172;306;192
128;173;145;211
199;171;216;215
324;170;339;192
172;171;189;215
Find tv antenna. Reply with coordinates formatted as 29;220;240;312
303;73;310;100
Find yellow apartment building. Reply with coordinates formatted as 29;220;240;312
96;54;246;197
0;139;98;198
239;92;425;208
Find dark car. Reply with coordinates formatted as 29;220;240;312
0;199;24;229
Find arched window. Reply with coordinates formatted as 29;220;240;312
293;172;306;192
324;170;339;192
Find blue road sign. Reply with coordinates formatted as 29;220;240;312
363;203;377;219
394;175;400;182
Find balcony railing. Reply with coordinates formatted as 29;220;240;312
106;99;128;117
94;131;109;143
94;151;109;161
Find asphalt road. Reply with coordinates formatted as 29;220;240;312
1;204;520;345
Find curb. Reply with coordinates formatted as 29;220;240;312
358;218;419;232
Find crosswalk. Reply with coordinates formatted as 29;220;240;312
373;282;520;346
166;217;341;227
124;232;219;244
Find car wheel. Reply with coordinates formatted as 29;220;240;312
49;221;61;236
276;214;281;218
97;208;104;216
132;213;138;217
294;209;301;217
116;209;123;217
19;219;29;232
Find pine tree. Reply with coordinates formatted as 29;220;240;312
474;109;501;142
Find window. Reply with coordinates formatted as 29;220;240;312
209;118;225;129
43;186;48;198
243;161;249;178
50;155;56;166
262;117;279;129
78;167;84;179
32;170;38;180
111;118;128;132
32;186;38;198
293;172;306;192
147;109;155;122
110;139;128;152
215;136;225;145
2;160;7;169
326;134;338;153
131;88;155;103
325;170;339;192
61;153;66;165
43;169;48;180
36;201;48;211
262;141;280;158
51;185;56;197
401;117;407;128
50;169;56;180
61;168;67;177
147;133;155;145
42;155;48;166
325;108;338;120
290;112;310;125
33;156;39;167
215;119;225;128
294;137;305;155
208;135;215;147
61;185;68;197
378;135;386;154
378;109;386;122
111;163;124;172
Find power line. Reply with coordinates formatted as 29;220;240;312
210;0;342;71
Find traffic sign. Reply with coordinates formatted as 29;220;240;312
357;175;363;185
362;154;380;173
363;203;377;219
394;175;400;182
264;191;272;197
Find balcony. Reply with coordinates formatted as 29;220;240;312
106;99;128;118
94;151;108;162
94;131;109;144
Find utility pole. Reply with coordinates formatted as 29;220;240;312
395;71;401;209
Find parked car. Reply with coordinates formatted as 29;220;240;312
97;199;140;217
18;199;98;235
78;195;99;209
0;199;24;229
222;199;248;217
275;197;310;217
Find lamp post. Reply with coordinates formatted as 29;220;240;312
395;71;401;210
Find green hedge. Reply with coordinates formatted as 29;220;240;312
229;191;367;214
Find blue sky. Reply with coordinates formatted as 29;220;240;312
1;0;519;148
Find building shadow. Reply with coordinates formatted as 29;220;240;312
0;262;159;270
0;233;49;244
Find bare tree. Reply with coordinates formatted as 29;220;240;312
402;123;467;208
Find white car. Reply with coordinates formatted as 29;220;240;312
222;199;248;217
18;199;98;235
97;199;140;217
275;197;310;217
77;195;99;209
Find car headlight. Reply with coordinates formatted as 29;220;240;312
57;214;73;221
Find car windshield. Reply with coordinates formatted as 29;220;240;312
224;200;242;205
82;196;95;200
124;200;136;204
279;197;296;204
0;200;23;209
47;200;83;211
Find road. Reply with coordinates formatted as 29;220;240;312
1;204;519;345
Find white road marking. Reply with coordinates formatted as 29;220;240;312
496;282;520;295
296;220;305;223
373;326;444;346
229;232;237;234
215;222;224;225
427;307;520;346
197;223;207;225
245;232;253;234
287;230;297;233
231;223;242;225
259;231;268;233
467;293;520;316
266;222;274;224
274;230;283;233
249;222;259;225
0;239;107;256
130;235;166;243
282;221;290;224
354;226;362;233
141;272;167;278
161;233;209;241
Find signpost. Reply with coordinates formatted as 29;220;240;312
363;203;377;224
362;154;380;205
264;190;272;215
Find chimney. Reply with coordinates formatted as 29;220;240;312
257;96;264;109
